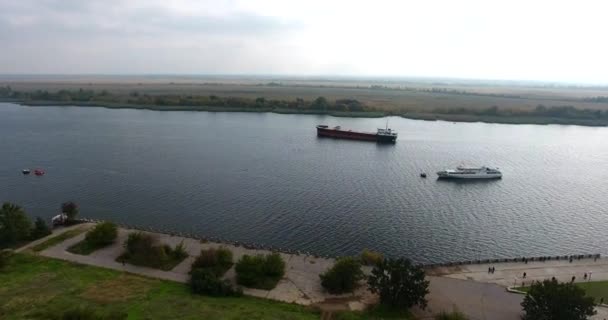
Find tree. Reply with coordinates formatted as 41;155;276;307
320;257;364;294
30;217;52;240
255;97;266;107
312;96;329;111
522;279;596;320
367;258;429;310
0;202;32;247
61;202;79;221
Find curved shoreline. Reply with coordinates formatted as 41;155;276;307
2;99;608;126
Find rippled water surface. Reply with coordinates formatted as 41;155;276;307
2;102;608;263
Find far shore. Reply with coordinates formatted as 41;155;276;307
3;99;608;127
2;99;385;118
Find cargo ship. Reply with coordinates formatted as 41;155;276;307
316;125;397;143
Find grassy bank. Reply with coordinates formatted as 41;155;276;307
0;253;322;320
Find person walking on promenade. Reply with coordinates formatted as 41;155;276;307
584;273;588;280
572;276;576;283
488;267;491;273
523;272;527;279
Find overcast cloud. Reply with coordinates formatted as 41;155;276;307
0;0;606;83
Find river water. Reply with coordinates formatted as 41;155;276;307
1;102;607;263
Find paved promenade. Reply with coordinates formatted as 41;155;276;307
29;224;374;309
18;224;608;318
431;258;608;320
433;257;608;288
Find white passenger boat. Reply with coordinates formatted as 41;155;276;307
437;166;502;179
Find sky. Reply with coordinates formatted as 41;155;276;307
0;0;606;84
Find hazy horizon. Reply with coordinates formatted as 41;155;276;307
1;0;607;85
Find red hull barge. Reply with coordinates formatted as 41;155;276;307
316;125;397;143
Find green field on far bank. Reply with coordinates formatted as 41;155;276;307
0;253;408;320
4;82;608;126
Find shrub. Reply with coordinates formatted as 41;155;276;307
235;253;285;290
263;252;286;278
125;232;156;254
190;268;242;297
360;249;383;266
85;222;118;247
320;257;364;294
191;247;234;276
30;217;52;240
68;222;118;255
120;232;187;270
435;311;468;320
172;240;188;261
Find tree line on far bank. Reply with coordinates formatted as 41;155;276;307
3;86;608;122
0;87;368;113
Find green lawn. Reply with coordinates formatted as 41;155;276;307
574;281;608;304
0;253;322;320
30;227;87;252
0;253;413;319
516;281;608;303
